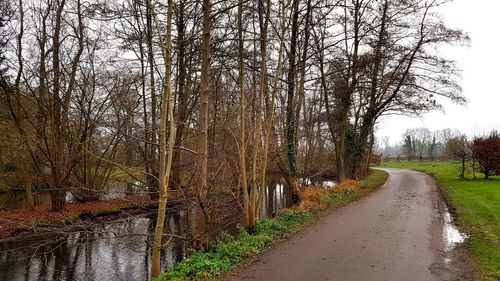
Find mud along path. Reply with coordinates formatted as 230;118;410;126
229;169;470;281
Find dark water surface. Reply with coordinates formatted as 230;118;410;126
259;178;293;218
0;181;294;281
0;206;192;281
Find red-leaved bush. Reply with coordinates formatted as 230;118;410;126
471;131;500;179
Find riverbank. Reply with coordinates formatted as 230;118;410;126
380;161;500;281
0;195;153;238
158;169;388;281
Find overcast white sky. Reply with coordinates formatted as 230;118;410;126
376;0;500;145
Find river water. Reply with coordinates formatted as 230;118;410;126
0;180;294;281
0;206;192;281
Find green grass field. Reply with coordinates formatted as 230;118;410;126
379;161;500;280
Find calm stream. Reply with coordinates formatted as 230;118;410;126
0;179;294;281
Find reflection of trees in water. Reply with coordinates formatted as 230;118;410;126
67;235;82;281
1;219;149;280
53;238;68;280
260;178;293;218
17;235;74;281
0;200;243;280
144;216;154;276
82;233;93;280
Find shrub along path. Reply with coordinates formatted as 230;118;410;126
228;169;471;281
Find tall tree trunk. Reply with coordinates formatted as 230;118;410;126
249;0;271;223
285;0;300;204
140;0;151;192
352;1;388;179
151;0;175;277
472;155;476;180
13;0;34;210
172;0;187;189
50;0;67;211
197;0;211;250
146;0;159;195
336;0;361;182
316;28;337;167
294;0;312;175
261;0;286;220
461;154;465;179
237;0;250;227
49;0;84;211
21;163;34;210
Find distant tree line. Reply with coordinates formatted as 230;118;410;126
379;128;500;179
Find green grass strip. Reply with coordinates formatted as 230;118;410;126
159;211;313;281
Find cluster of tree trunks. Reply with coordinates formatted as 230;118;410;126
0;0;469;278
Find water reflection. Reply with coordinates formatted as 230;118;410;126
322;181;336;188
260;178;293;218
442;205;468;252
259;177;335;218
0;205;193;281
0;179;311;280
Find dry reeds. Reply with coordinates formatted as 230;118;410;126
297;179;360;211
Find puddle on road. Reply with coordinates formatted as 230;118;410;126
442;205;468;259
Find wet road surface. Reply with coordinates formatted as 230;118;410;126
229;169;470;281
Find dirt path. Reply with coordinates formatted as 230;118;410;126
229;168;471;281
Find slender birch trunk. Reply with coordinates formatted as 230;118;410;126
146;0;159;195
261;0;287;212
151;0;175;277
250;0;271;222
237;0;250;227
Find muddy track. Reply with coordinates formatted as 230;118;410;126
228;168;472;281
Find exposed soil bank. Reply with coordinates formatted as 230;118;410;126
228;168;472;281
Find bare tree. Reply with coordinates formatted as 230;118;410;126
151;0;175;276
446;135;470;179
196;0;211;250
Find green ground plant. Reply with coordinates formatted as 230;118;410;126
380;161;500;280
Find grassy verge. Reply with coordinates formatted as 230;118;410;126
380;161;500;280
158;169;388;281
